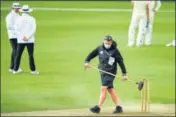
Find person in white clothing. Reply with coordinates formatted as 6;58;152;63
14;5;39;75
145;0;162;45
128;1;150;47
5;2;22;73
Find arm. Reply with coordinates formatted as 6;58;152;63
26;18;36;39
146;3;150;21
115;49;127;76
6;15;15;30
155;1;161;12
14;18;20;38
85;46;99;63
145;2;150;28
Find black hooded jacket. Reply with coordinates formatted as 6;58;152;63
85;41;127;75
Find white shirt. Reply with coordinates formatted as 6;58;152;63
149;1;162;12
15;13;36;43
5;10;20;39
132;1;150;15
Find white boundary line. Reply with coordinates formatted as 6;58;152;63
1;7;175;13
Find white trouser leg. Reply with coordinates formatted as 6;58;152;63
173;40;176;46
136;16;147;46
128;13;139;47
145;12;154;45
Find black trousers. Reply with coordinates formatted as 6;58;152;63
14;43;36;71
9;39;17;69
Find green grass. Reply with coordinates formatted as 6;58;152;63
1;1;175;113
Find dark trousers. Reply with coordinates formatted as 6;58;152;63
101;73;115;89
14;43;36;71
9;39;17;69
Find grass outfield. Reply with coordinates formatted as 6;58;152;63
1;1;175;113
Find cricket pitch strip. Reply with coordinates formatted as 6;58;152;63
1;104;175;116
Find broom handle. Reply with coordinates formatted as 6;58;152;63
91;65;117;77
90;65;135;83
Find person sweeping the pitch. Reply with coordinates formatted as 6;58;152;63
84;35;128;114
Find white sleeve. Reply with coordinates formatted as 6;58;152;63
6;14;15;30
14;18;20;37
26;18;36;39
155;1;161;11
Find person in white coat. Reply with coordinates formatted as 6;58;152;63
128;1;150;47
14;5;39;75
145;1;162;45
5;2;22;73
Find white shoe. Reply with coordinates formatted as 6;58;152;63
136;44;143;47
13;68;23;74
166;44;170;47
128;43;134;47
145;43;151;46
166;43;172;47
31;71;39;75
166;40;176;47
9;69;14;73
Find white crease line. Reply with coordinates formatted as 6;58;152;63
1;7;175;13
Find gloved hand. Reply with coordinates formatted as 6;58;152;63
122;74;128;80
84;63;91;70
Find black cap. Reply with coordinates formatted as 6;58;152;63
104;35;113;41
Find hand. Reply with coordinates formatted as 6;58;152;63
84;63;91;70
23;36;28;41
122;74;128;81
